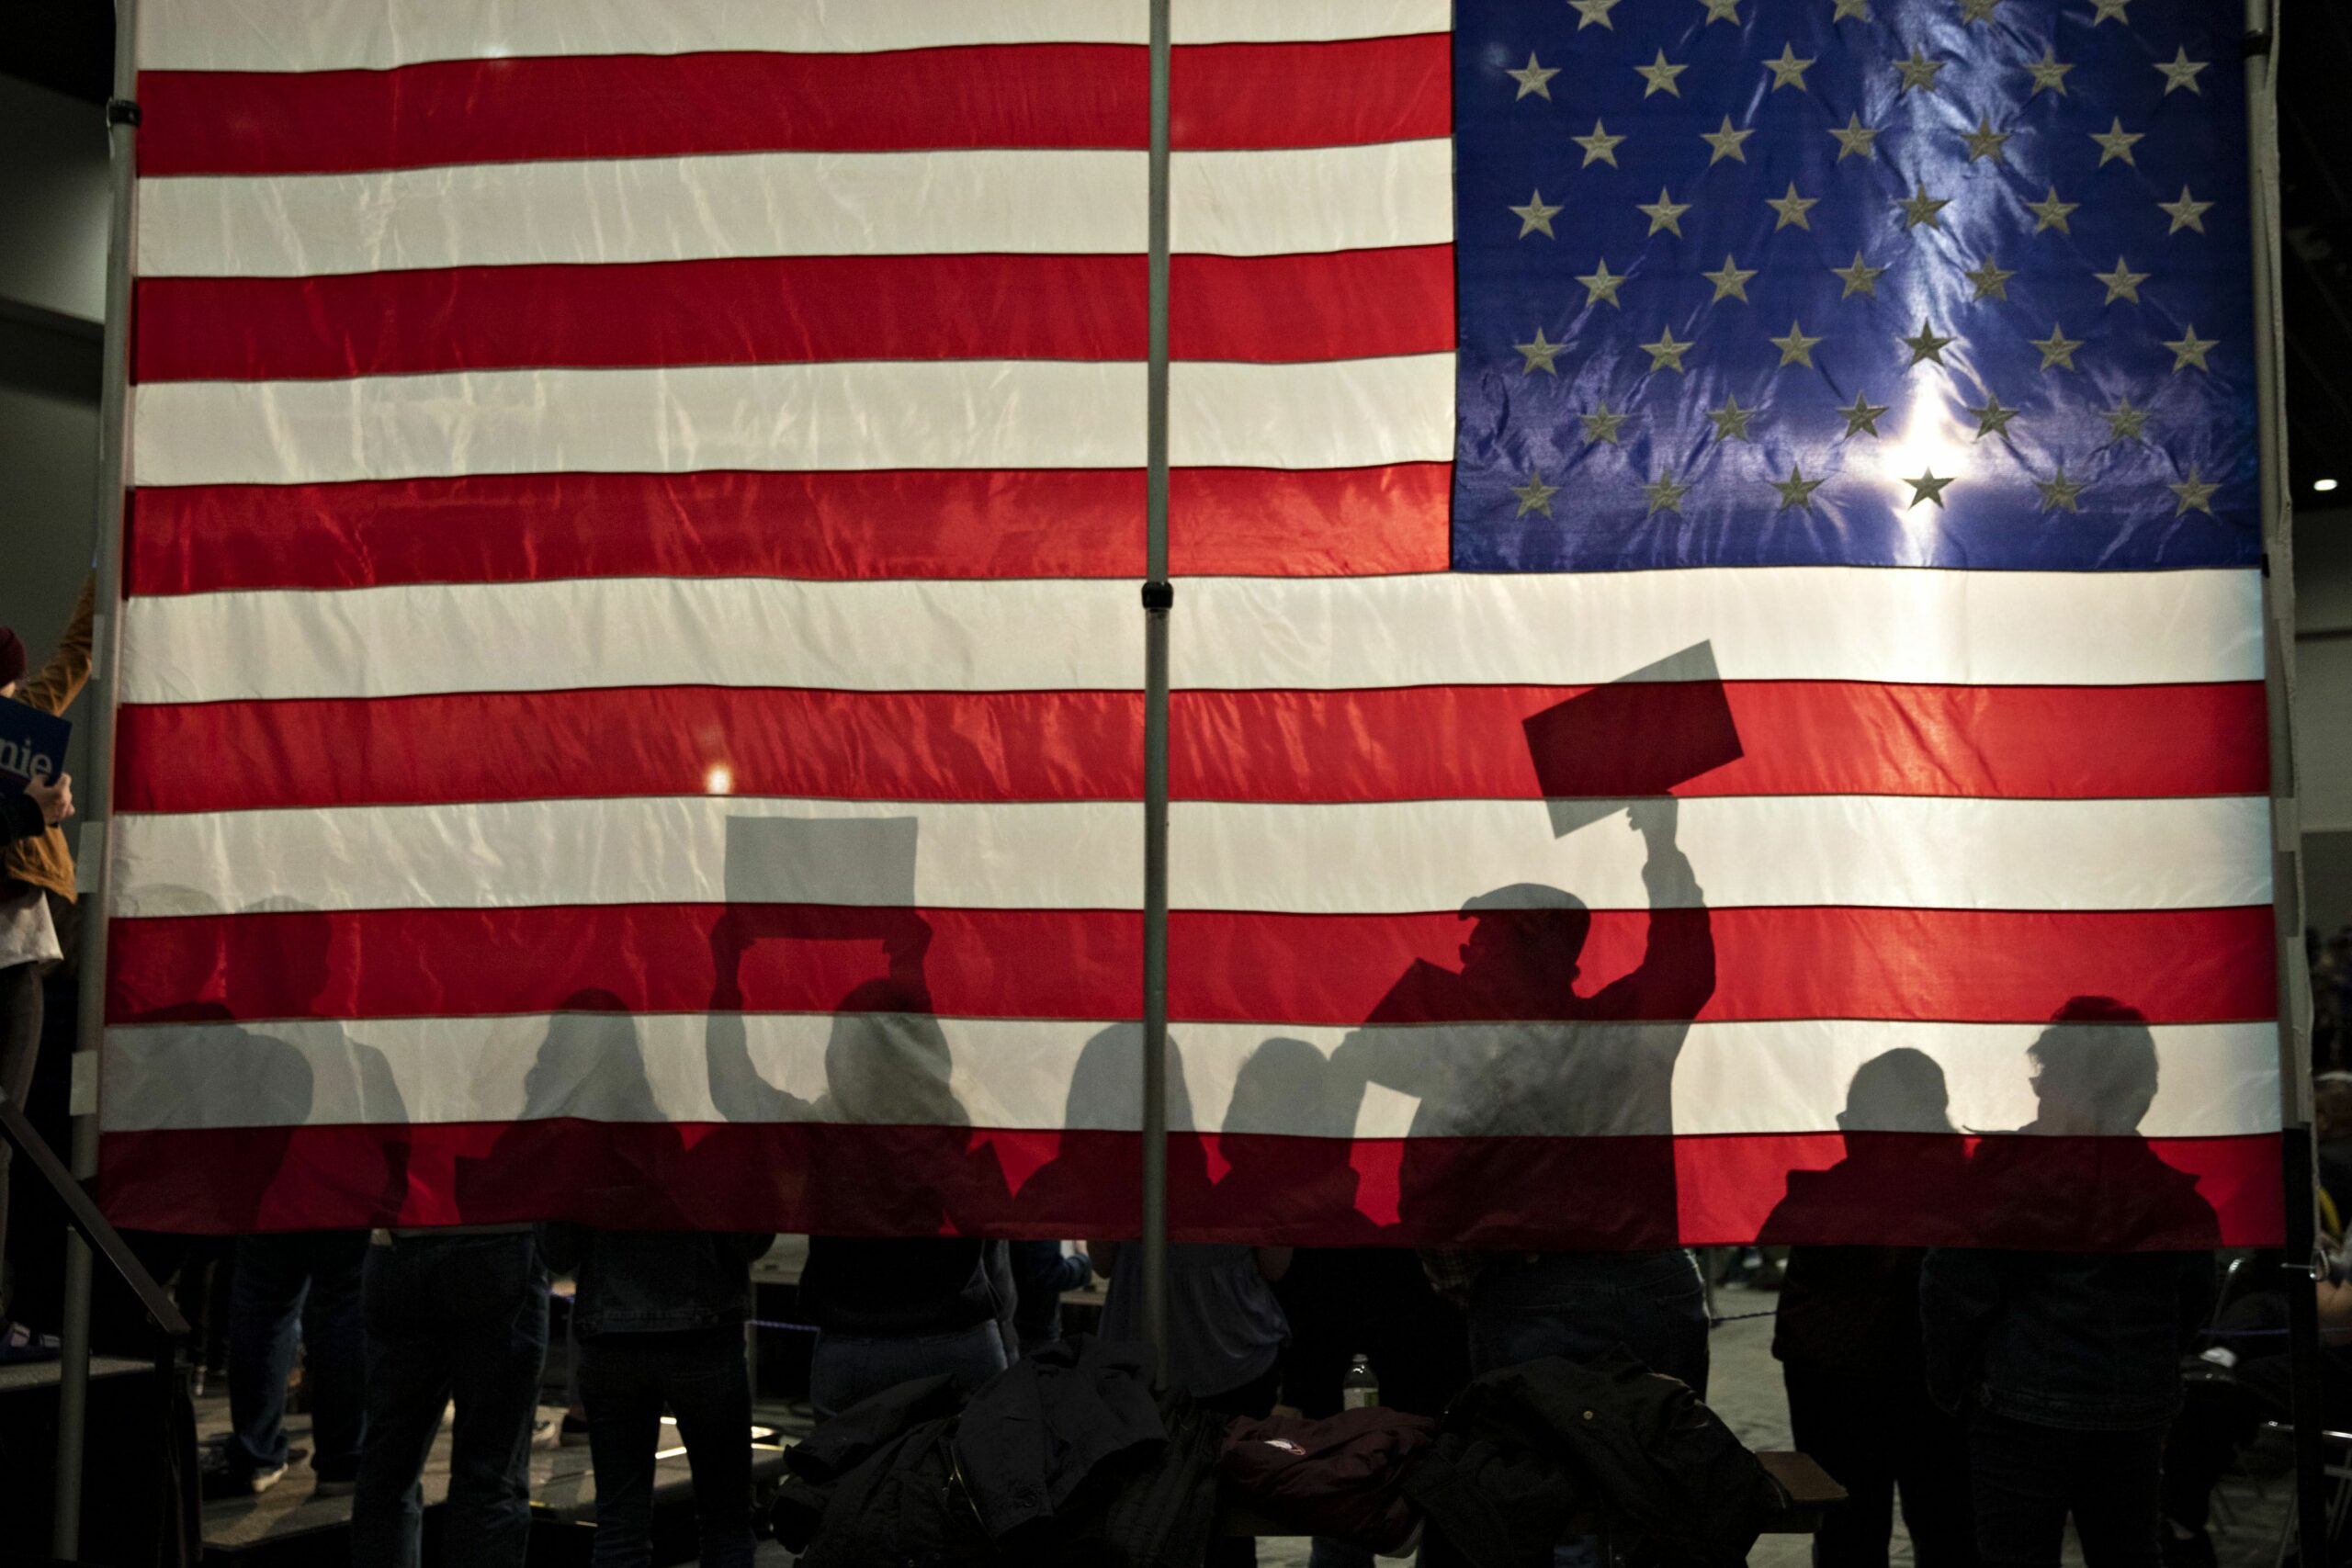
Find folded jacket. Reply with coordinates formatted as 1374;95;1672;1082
1218;1407;1436;1554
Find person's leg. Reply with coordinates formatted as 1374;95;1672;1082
662;1325;756;1568
441;1235;550;1568
1891;1380;1977;1568
351;1242;454;1568
579;1333;665;1568
1783;1360;1896;1568
1969;1411;2073;1568
2160;1374;2257;1538
298;1230;371;1483
0;961;41;1316
225;1233;311;1476
2068;1426;2165;1568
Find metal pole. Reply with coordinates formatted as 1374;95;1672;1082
2240;2;2327;1560
1138;0;1174;1373
54;0;141;1551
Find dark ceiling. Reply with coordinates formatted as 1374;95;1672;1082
6;2;2347;498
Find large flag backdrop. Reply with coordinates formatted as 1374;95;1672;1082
99;0;2281;1248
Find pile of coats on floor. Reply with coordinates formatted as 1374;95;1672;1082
772;1337;1789;1567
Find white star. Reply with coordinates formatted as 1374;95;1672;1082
1512;470;1561;516
2091;0;2133;19
2154;46;2210;93
1507;52;1562;100
1574;119;1627;168
2165;327;2216;372
2170;467;2219;515
1577;258;1628;308
1635;50;1690;97
1638;188;1693;237
2159;186;2214;234
1510;190;1563;239
1516;327;1567;374
1764;43;1816;91
1570;0;1624;28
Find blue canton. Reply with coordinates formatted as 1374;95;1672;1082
1452;0;2259;571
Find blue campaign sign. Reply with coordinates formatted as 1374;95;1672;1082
0;703;70;793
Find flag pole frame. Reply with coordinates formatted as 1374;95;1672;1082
52;0;141;1551
2240;0;2326;1558
1138;0;1174;1369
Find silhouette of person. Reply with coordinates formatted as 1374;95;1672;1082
192;900;405;1495
1759;1046;1972;1248
1764;1050;1974;1568
1921;998;2222;1568
1329;798;1715;1395
702;881;1018;1419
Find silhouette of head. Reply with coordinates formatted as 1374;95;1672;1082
825;977;962;1126
1227;1036;1343;1138
1061;1022;1196;1134
1457;885;1592;987
2027;995;2158;1135
521;987;661;1122
1837;1046;1959;1134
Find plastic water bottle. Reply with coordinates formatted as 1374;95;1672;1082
1341;1351;1379;1410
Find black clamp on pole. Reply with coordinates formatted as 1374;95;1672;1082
2241;28;2271;58
106;97;141;127
1142;580;1175;611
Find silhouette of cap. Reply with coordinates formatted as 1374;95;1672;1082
1458;883;1588;917
0;627;23;687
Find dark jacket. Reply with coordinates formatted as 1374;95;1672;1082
1220;1407;1436;1555
1919;1244;2213;1430
537;1224;773;1337
1;791;44;848
775;1335;1215;1568
1406;1351;1783;1568
798;1235;1013;1339
1772;1246;1931;1378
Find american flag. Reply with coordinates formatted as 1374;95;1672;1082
101;0;2280;1247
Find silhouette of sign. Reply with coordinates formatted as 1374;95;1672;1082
1521;641;1742;837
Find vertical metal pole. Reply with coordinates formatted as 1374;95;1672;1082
54;0;140;1552
2241;3;2327;1560
1139;0;1174;1373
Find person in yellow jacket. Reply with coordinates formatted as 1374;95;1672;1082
0;572;93;1359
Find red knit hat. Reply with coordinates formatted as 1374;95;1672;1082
0;627;23;688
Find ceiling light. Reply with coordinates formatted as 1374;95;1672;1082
2317;478;2340;493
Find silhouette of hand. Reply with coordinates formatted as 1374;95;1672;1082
1627;795;1679;845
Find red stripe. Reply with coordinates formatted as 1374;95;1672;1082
133;247;1453;381
106;904;2276;1028
122;466;1450;592
114;682;2268;815
96;1122;2281;1247
135;36;1449;175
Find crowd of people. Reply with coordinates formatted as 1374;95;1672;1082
4;580;2351;1568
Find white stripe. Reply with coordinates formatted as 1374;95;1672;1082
135;143;1449;278
1182;570;2267;688
118;570;2266;705
107;795;2271;916
119;579;1141;705
100;1011;2279;1140
1171;142;1453;256
139;0;1451;71
130;356;1452;487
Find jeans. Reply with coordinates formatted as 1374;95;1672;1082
0;959;42;1314
227;1229;369;1480
1969;1409;2164;1568
808;1318;1010;1420
1466;1249;1710;1393
1783;1359;1973;1568
351;1233;550;1568
578;1325;754;1568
